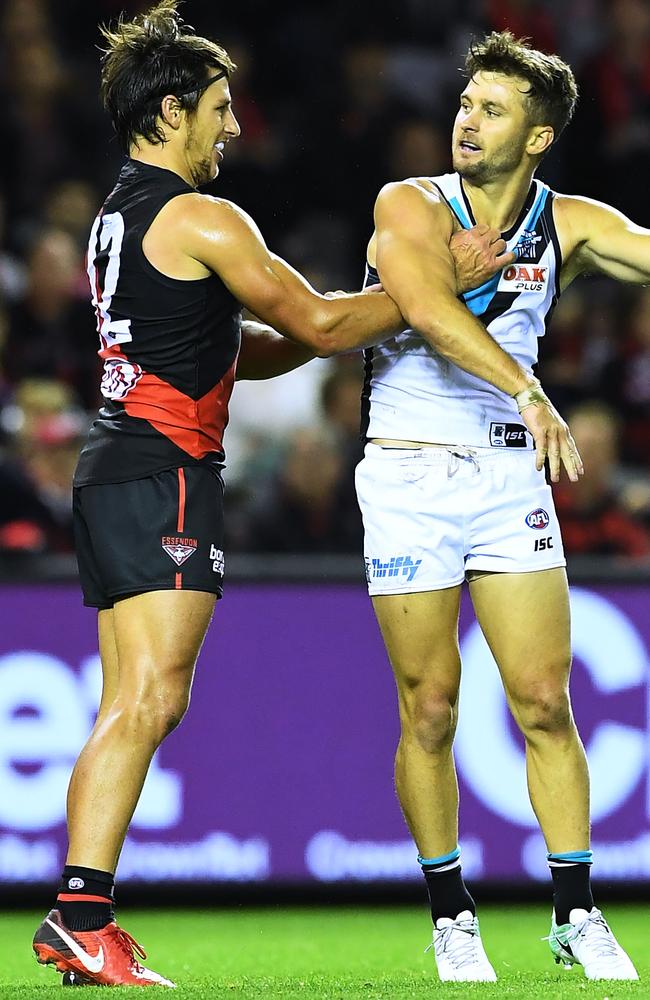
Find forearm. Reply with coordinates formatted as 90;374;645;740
408;292;533;396
236;321;316;380
314;290;403;356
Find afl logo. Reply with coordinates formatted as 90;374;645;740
525;508;550;530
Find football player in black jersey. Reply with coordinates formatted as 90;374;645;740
32;2;531;987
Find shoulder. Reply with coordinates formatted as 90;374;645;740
162;192;263;245
374;178;454;232
553;192;630;234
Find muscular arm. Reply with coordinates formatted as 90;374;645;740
236;320;315;379
558;195;650;284
374;181;532;395
177;195;402;356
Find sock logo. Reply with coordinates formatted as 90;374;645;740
68;878;85;890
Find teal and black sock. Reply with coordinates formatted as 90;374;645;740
420;848;476;924
548;850;594;925
57;865;115;932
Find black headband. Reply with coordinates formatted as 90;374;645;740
148;70;226;106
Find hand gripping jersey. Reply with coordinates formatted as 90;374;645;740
74;160;241;486
362;173;562;449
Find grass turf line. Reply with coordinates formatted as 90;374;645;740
1;904;646;998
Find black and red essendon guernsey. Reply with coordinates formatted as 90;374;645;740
74;159;241;487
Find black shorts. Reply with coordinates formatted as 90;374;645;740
73;466;225;610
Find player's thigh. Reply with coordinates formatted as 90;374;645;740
372;586;463;703
111;589;216;698
468;567;572;707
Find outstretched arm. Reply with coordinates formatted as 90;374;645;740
375;180;582;481
558;195;650;284
176;194;402;356
236;321;315;380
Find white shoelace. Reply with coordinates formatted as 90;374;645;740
430;920;481;969
573;912;619;959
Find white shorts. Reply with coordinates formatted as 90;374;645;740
355;442;566;595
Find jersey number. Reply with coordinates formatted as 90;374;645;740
87;211;132;348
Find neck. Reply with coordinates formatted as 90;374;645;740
129;141;196;188
460;166;536;233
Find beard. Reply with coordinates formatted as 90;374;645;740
185;125;217;188
453;137;526;185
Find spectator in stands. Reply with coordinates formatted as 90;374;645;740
241;426;363;553
553;401;650;560
0;377;86;553
3;228;97;408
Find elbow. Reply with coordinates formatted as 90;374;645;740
303;310;339;357
406;309;441;344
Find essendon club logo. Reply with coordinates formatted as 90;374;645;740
502;263;548;292
161;536;198;566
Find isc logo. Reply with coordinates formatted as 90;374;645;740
525;508;550;530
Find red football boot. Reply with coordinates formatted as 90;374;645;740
33;909;175;987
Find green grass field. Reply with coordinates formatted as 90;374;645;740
2;905;647;999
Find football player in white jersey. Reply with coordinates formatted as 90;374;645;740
357;30;649;982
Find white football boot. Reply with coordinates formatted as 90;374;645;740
427;910;497;982
547;907;639;980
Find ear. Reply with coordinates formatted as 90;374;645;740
159;94;184;132
527;124;554;157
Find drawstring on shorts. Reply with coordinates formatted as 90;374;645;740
447;447;480;478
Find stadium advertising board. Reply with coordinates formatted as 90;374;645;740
0;582;648;885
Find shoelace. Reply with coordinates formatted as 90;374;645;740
111;926;148;969
429;920;481;969
574;912;619;959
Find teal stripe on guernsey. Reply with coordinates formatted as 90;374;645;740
418;847;461;866
448;196;472;230
462;271;500;317
548;850;594;864
524;185;549;234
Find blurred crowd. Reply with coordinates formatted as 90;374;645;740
0;0;649;561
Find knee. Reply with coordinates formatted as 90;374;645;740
400;686;457;754
114;679;191;744
512;683;573;740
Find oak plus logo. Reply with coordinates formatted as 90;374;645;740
502;263;548;293
161;536;198;566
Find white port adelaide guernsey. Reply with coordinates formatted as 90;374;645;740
362;174;562;448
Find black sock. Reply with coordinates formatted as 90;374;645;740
420;850;476;924
57;865;115;931
548;852;594;925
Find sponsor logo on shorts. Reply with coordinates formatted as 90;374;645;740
525;508;550;530
489;422;528;448
366;555;422;583
161;536;198;566
209;544;225;575
68;877;85;889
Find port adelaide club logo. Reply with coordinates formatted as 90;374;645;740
161;535;198;566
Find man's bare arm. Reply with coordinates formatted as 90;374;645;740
177;195;402;356
375;180;582;482
558;195;650;284
375;181;532;395
236;321;315;379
